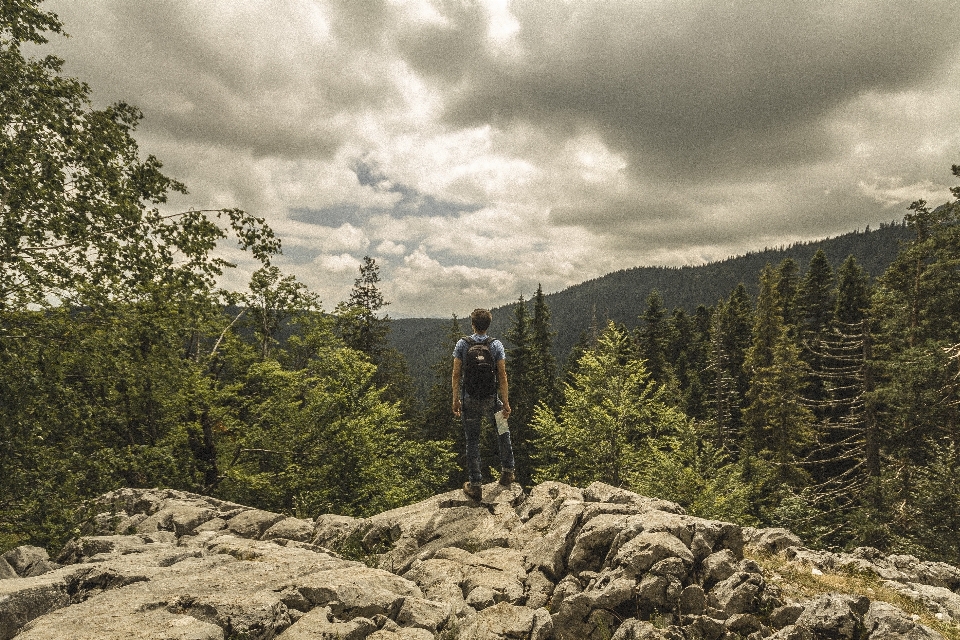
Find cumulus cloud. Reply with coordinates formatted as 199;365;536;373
38;0;960;316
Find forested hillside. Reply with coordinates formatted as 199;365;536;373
392;223;910;390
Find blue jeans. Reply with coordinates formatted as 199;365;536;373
462;393;515;485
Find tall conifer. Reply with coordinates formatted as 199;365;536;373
531;284;560;410
505;296;536;484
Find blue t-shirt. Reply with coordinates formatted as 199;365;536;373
453;334;506;363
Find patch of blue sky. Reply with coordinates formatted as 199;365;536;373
289;161;481;227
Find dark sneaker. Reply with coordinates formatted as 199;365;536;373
498;469;515;486
463;482;482;500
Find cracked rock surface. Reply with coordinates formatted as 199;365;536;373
0;483;954;639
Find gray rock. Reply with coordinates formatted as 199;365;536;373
612;531;693;576
677;615;725;640
56;535;152;564
521;501;584;580
523;569;555;609
863;600;945;639
0;571;72;640
262;517;314;543
466;585;499;609
725;612;762;635
582;482;685;515
395;596;451;632
679;585;707;615
462;547;526;606
701;549;738;587
10;483;960;640
459;602;552;640
635;574;673;612
22;559;58;578
16;540;335;639
402;557;468;615
367;628;434;640
0;557;17;580
568;513;629;574
743;527;803;555
193;517;227;533
278;606;377;639
793;593;868;640
708;571;764;617
768;624;814;640
133;501;217;538
311;513;363;548
769;603;804;628
611;618;679;639
291;566;422;619
226;509;287;539
551;592;618;640
882;579;960;622
2;546;50;577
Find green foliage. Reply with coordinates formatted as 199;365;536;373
217;339;452;517
533;322;684;487
632;420;755;524
244;265;319;360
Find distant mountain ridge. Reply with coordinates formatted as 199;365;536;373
392;223;911;392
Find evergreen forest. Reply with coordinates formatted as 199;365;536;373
3;1;960;573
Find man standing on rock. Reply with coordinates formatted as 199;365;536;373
452;308;515;500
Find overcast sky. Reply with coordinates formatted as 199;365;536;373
39;0;960;317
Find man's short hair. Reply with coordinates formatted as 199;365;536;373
471;308;492;332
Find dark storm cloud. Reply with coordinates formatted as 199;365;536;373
424;0;960;179
46;1;402;159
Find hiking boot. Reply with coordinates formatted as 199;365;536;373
463;482;482;501
498;469;515;486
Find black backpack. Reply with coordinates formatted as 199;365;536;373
462;336;498;398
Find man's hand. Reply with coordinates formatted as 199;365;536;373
453;397;462;418
501;401;511;419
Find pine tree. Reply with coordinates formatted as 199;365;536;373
532;322;684;487
338;256;389;357
797;250;836;342
834;256;871;326
505;296;536;484
706;285;753;445
776;258;801;331
706;299;738;449
796;250;836;422
336;256;417;418
636;290;671;387
668;307;708;420
743;265;814;487
531;284;560;410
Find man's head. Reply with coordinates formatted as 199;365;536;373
471;308;492;333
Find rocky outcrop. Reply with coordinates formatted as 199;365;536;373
0;483;954;639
